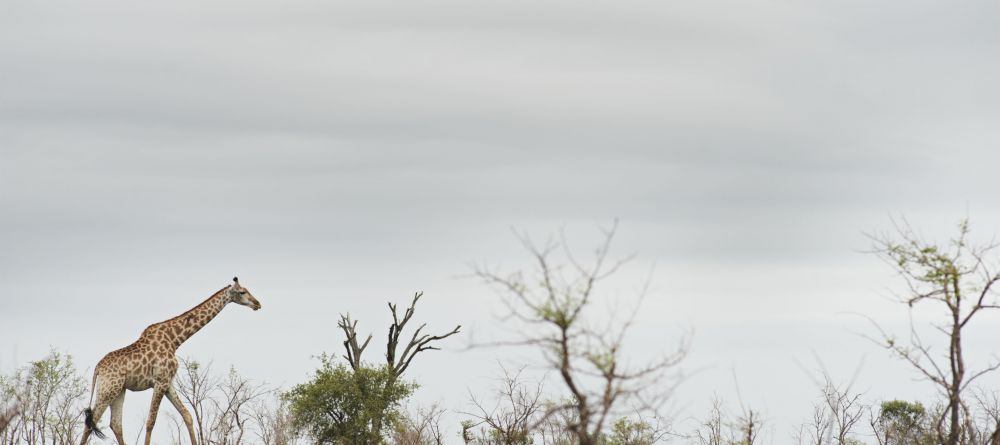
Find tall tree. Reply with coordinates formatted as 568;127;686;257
474;223;686;445
869;219;1000;445
287;359;415;445
289;292;459;445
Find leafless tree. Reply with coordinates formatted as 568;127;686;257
793;369;864;445
534;402;577;445
820;381;864;445
462;365;544;445
795;403;832;445
735;409;763;445
173;358;269;445
473;223;687;445
208;367;268;445
692;399;726;445
971;389;1000;445
867;218;1000;445
393;404;447;445
338;292;461;377
176;357;220;445
0;408;16;437
0;376;25;445
691;397;762;445
250;392;298;445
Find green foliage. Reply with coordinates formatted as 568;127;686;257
604;418;657;445
0;349;87;445
878;219;974;297
875;400;932;445
879;400;925;425
286;355;416;445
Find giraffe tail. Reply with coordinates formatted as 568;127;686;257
84;408;105;439
84;369;105;439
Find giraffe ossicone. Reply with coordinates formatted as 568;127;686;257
79;278;262;445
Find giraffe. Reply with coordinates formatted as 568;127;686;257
78;277;261;445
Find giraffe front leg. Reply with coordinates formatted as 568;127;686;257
165;386;198;445
143;386;166;445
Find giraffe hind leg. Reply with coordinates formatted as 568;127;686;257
109;390;126;445
78;424;92;445
80;386;117;445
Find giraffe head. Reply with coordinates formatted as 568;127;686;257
228;277;261;311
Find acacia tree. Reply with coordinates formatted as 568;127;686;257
474;223;686;445
869;400;928;445
287;359;415;445
289;292;460;445
869;219;1000;445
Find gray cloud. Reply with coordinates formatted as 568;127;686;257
3;0;1000;441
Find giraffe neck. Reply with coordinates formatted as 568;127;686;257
151;286;232;351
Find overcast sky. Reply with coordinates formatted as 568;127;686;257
3;0;1000;443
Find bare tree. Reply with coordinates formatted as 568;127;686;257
0;408;17;437
175;357;220;445
691;397;762;445
793;368;864;445
534;403;577;445
462;365;544;445
337;292;461;379
795;403;831;445
734;409;763;445
868;218;1000;445
173;358;269;445
208;367;268;445
820;381;864;445
473;223;687;445
250;392;298;445
0;375;25;445
692;399;726;445
971;389;1000;445
393;404;447;445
